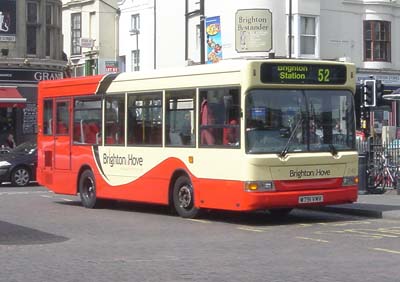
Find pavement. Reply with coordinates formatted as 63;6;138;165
317;189;400;219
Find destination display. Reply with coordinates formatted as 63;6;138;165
260;63;347;84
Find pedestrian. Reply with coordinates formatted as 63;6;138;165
5;133;16;149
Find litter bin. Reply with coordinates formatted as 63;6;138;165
358;153;368;194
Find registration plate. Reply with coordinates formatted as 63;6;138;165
298;195;324;204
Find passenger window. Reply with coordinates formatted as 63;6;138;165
56;101;69;135
127;92;162;146
199;88;240;147
165;89;195;146
105;95;125;145
73;98;102;144
43;99;53;135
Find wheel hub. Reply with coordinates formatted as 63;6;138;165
178;185;192;209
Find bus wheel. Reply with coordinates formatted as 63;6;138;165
173;175;199;218
79;170;98;209
269;208;292;218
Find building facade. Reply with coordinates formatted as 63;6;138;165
115;0;400;135
0;0;65;145
62;0;119;76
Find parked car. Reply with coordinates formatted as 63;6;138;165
0;141;37;186
0;147;10;154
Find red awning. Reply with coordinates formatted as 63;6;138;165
0;87;26;108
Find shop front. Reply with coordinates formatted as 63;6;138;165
0;68;63;147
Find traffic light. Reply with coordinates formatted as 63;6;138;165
363;79;376;107
375;80;386;106
375;80;383;105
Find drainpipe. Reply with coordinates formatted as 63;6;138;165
115;8;120;69
200;0;205;64
154;0;157;69
185;0;188;61
288;0;292;59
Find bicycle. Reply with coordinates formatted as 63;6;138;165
367;150;400;194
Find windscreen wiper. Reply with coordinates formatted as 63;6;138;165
279;118;303;158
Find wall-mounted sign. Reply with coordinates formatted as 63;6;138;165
80;38;95;48
105;61;118;73
0;0;16;42
235;9;272;53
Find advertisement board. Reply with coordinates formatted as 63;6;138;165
235;9;272;52
0;0;16;42
206;16;222;64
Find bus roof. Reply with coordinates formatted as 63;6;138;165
107;59;355;93
38;74;105;98
38;59;355;97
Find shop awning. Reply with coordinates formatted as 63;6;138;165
0;87;26;108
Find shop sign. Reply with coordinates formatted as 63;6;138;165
105;61;118;73
80;38;95;48
0;69;63;83
235;9;272;52
357;73;400;85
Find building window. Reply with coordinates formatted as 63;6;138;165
300;16;316;56
131;50;140;71
71;13;82;55
195;24;201;50
46;4;54;57
364;20;391;62
26;1;39;55
130;14;140;34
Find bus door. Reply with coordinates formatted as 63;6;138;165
54;99;71;170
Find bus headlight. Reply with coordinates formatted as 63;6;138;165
342;176;359;186
245;181;275;192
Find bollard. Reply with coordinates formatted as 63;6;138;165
358;153;368;194
397;179;400;195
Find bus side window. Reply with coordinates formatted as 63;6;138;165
199;88;240;147
73;98;102;144
56;101;69;135
223;119;239;145
105;95;125;145
165;90;195;147
200;99;216;145
43;100;53;135
127;92;162;146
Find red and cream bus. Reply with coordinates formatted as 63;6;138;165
37;59;358;218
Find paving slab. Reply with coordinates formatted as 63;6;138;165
313;189;400;219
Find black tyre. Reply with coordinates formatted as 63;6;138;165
79;170;98;208
11;166;31;187
173;175;199;218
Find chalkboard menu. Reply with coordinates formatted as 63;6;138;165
23;103;37;134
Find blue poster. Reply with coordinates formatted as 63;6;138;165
206;16;222;64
